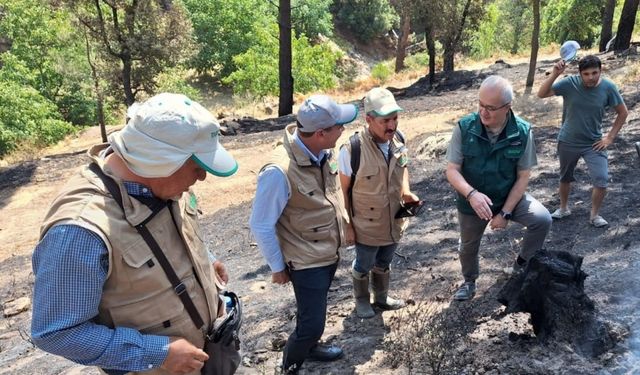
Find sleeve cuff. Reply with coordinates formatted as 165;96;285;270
141;335;170;371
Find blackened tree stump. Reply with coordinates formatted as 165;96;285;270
497;250;616;357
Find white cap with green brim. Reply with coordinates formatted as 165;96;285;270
364;87;403;116
110;93;238;178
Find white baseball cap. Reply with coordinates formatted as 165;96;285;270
296;95;358;132
560;40;581;62
110;93;238;178
364;87;403;116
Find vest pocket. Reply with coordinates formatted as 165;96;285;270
108;275;199;331
354;165;380;191
352;192;385;219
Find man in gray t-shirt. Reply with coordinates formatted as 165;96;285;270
538;55;628;227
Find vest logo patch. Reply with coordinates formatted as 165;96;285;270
329;161;338;173
505;148;522;158
398;154;408;167
189;194;198;210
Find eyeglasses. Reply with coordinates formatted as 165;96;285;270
478;101;511;112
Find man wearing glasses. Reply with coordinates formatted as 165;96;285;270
445;75;552;301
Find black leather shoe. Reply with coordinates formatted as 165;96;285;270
307;344;344;362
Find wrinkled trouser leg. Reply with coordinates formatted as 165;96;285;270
282;262;337;372
458;212;489;283
511;193;552;261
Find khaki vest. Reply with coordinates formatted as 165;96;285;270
39;144;221;375
345;128;408;246
261;124;346;270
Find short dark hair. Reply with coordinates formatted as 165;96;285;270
296;121;315;138
578;55;601;72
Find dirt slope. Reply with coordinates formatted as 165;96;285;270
1;53;640;374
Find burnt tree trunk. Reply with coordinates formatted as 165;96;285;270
498;250;615;357
525;0;540;89
278;0;293;116
395;13;411;73
83;30;107;142
612;0;640;51
425;22;436;84
441;0;472;72
599;0;616;52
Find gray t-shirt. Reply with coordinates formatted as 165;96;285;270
445;124;537;171
552;76;624;147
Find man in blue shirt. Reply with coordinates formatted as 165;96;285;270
31;93;239;375
538;55;628;227
250;95;357;374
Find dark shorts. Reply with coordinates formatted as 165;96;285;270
557;142;608;188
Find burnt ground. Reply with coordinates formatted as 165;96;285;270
1;53;640;374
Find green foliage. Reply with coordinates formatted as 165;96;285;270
223;24;340;98
155;66;202;101
371;62;392;83
183;0;269;77
541;0;602;47
0;0;100;128
334;0;398;42
467;0;532;58
405;52;430;71
0;80;75;156
292;0;334;38
469;3;499;59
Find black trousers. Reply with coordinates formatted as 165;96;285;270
282;262;338;371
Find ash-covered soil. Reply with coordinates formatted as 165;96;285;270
1;52;640;375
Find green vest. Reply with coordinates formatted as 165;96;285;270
456;111;530;216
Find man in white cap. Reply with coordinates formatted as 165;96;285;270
250;95;357;374
31;93;240;375
338;87;418;318
538;55;628;228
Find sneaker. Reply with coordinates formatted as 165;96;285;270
590;215;608;228
453;282;476;301
551;208;572;219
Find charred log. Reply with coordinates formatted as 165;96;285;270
497;250;616;357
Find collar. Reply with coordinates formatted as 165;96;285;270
468;110;520;143
287;126;329;167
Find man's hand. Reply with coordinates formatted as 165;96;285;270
213;260;229;287
593;135;614;151
345;224;356;247
271;270;290;285
402;192;420;204
552;60;566;76
161;337;208;374
469;191;493;221
489;214;508;230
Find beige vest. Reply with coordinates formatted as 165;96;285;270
262;124;347;270
39;144;221;375
346;128;408;246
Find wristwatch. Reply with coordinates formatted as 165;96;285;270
500;210;512;220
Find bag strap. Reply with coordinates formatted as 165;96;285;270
88;163;205;330
348;132;361;217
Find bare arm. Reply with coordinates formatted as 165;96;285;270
593;103;629;151
445;162;493;220
537;60;566;98
401;167;419;203
339;172;356;246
